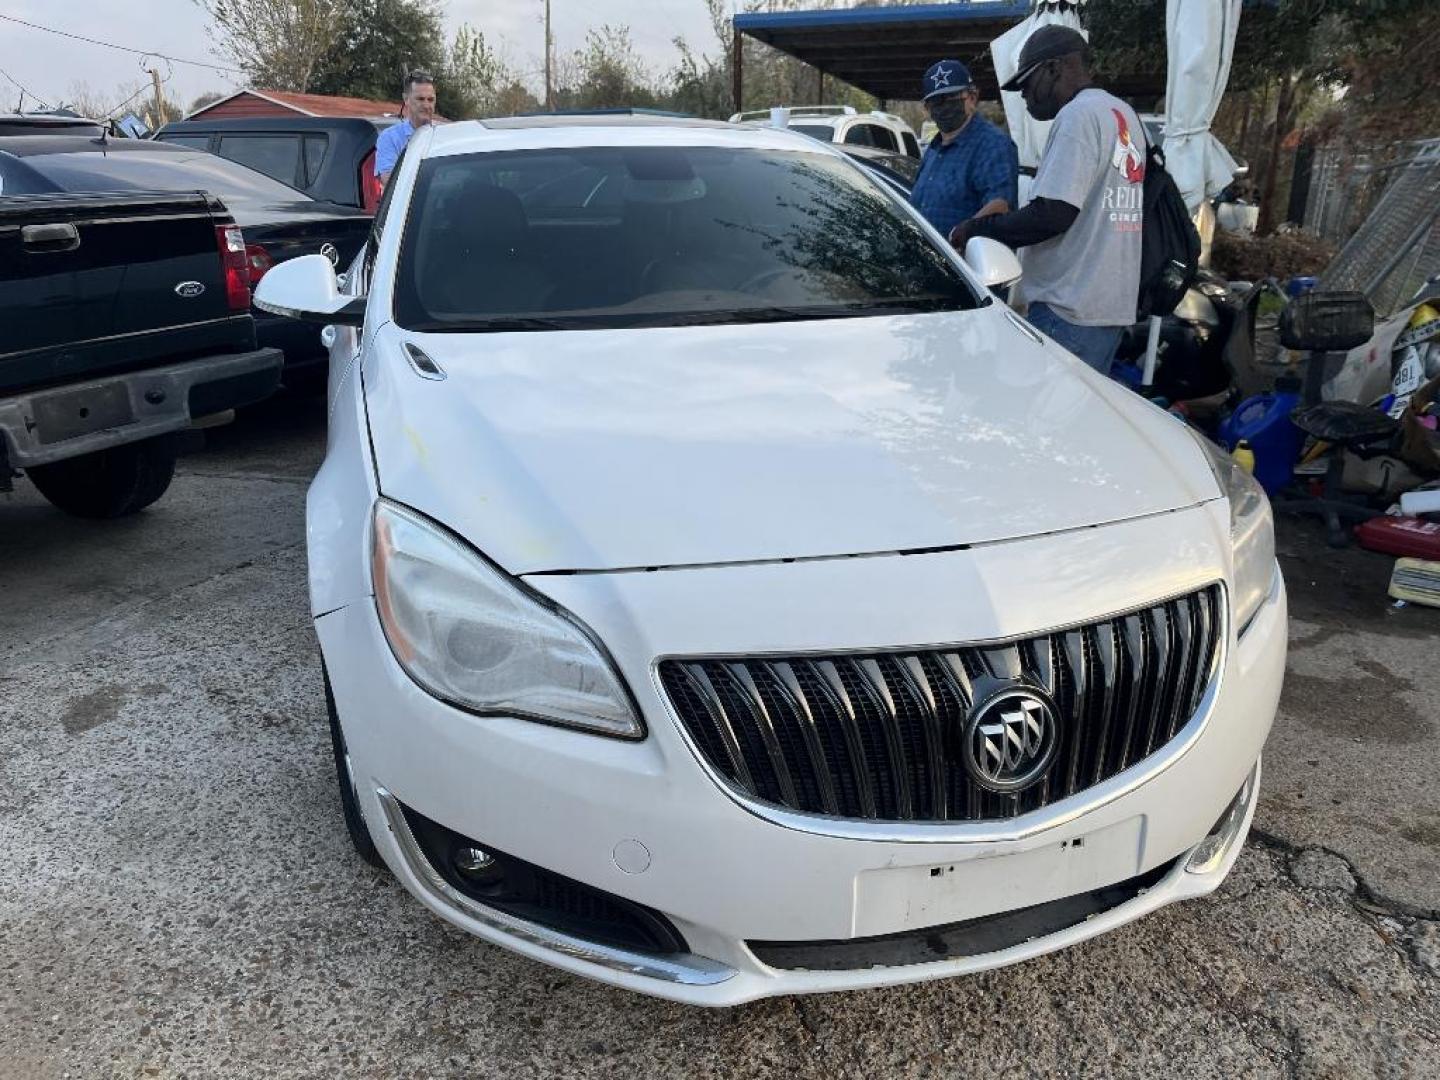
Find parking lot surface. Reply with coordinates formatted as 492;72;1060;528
2;398;1438;1079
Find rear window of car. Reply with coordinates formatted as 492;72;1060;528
161;134;212;150
902;132;920;157
393;145;981;333
789;125;835;142
18;150;308;207
215;134;304;187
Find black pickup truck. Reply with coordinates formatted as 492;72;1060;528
0;190;282;517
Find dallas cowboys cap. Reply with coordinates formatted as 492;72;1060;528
1000;25;1088;92
921;60;973;102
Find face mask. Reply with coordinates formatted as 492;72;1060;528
930;96;969;134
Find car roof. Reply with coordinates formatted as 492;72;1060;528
474;114;732;131
158;116;397;134
423;116;834;159
0;135;196;158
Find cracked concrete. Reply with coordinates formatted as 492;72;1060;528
1;397;1437;1079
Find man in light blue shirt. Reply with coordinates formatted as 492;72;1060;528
375;70;437;188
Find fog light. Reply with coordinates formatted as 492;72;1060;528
1186;767;1257;875
453;845;502;884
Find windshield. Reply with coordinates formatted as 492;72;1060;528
394;146;981;332
789;125;836;142
18;149;309;205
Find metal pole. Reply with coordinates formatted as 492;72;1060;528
148;68;167;127
544;0;554;111
733;24;743;113
1141;315;1163;386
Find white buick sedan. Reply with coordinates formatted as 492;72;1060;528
255;116;1286;1005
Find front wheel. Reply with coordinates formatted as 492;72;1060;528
26;435;177;519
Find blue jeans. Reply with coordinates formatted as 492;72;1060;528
1027;302;1124;376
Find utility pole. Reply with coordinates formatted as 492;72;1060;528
544;0;554;112
148;68;167;127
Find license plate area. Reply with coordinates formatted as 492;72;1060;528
852;816;1146;937
33;383;135;445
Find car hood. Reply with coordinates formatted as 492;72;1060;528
364;309;1220;575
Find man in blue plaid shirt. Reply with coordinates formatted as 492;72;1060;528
909;60;1018;240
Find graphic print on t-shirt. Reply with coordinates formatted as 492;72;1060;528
1110;109;1145;184
1104;108;1145;233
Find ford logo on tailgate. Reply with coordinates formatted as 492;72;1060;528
174;281;206;298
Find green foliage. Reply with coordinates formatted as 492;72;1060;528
555;26;658;111
307;0;445;103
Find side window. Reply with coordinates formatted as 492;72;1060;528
215;135;303;188
872;126;900;153
842;124;872;148
902;132;920;158
163;134;213;150
362;162;403;290
302;135;329;188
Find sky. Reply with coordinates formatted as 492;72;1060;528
0;1;729;116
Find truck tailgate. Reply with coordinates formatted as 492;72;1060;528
0;191;254;395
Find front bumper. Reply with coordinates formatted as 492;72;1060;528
316;508;1287;1005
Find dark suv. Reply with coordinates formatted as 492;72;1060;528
155;115;396;212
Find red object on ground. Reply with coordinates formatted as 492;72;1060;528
1354;516;1440;559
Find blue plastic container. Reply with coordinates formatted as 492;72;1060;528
1220;389;1304;494
1285;275;1318;299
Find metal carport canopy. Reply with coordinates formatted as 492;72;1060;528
732;1;1034;105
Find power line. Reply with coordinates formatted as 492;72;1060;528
0;13;246;74
0;64;50;109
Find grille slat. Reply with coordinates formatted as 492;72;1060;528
728;664;800;808
812;660;878;818
855;658;913;819
1060;630;1089;797
660;586;1223;825
771;662;841;816
897;655;949;820
678;664;757;794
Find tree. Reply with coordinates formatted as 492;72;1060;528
555;26;658;111
196;0;343;92
308;0;445;105
189;91;228;114
439;25;508;119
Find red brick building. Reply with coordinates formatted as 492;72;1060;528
186;89;400;122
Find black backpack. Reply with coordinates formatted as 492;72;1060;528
1136;143;1201;321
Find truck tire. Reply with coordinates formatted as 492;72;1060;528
26;435;177;519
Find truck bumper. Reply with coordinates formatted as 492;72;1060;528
0;347;282;469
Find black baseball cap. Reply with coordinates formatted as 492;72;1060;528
1000;25;1088;92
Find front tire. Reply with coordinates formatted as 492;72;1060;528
323;664;385;869
26;435;176;519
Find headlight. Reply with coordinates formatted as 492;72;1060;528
371;499;642;738
1193;434;1276;633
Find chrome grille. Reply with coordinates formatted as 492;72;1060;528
658;585;1223;823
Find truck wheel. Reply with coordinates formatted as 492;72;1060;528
324;664;386;870
26;436;177;519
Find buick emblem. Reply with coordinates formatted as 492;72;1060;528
959;686;1059;794
174;281;205;298
319;242;339;267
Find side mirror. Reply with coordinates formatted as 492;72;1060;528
253;253;366;327
963;236;1023;290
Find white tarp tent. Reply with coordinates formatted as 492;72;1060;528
991;1;1087;207
1163;0;1242;213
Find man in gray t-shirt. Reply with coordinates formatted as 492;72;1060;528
952;26;1145;374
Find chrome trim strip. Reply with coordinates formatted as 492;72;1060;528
375;788;736;987
651;581;1235;845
